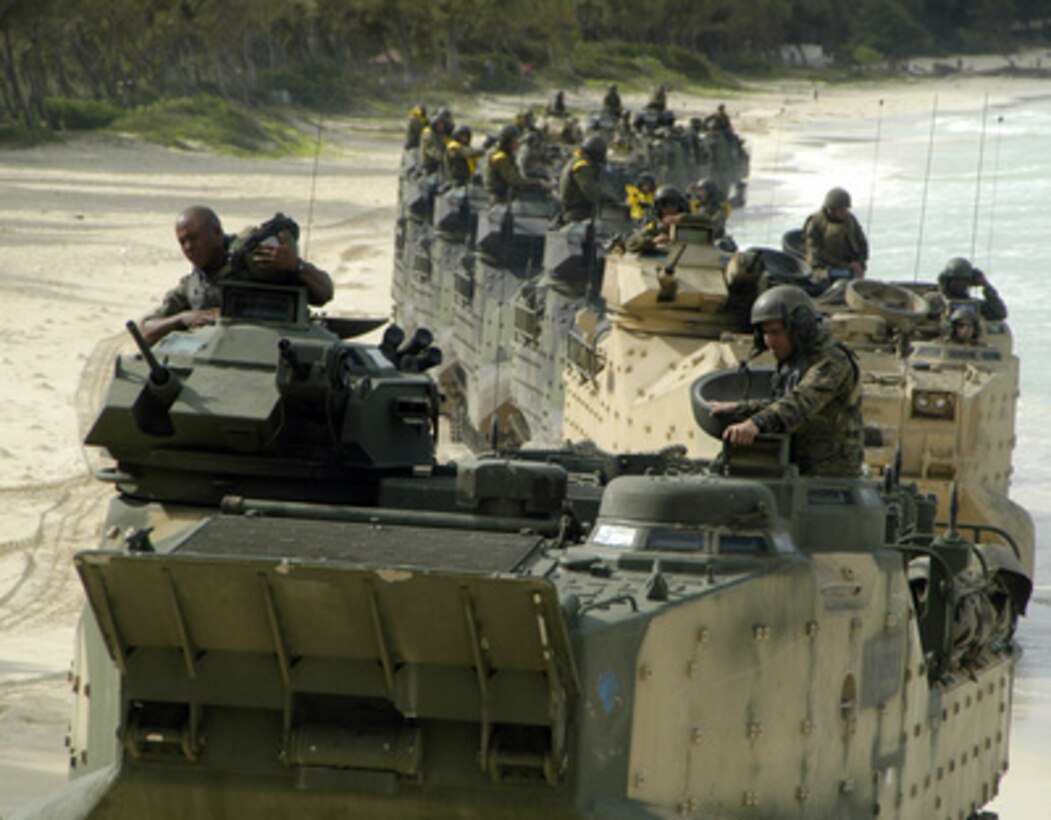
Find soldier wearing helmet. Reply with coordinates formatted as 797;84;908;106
419;111;453;175
625;185;688;253
444;124;484;187
404;104;427;150
483;124;548;204
945;306;982;344
624;172;657;221
546;90;568;117
141;207;333;346
937;256;1007;320
687;178;731;237
557;135;609;223
803;187;868;281
645;84;668;112
603;83;623;118
711;285;863;477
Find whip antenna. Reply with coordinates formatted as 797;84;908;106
865;98;884;232
985;115;1005;262
304;116;324;257
970;93;990;259
913;95;938;281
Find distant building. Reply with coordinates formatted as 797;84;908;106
779;44;833;68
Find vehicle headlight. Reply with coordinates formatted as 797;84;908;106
911;390;955;419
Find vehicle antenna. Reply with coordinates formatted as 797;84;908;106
865;99;884;232
303;116;324;258
985;115;1005;263
913;95;938;281
970;93;990;260
763;107;785;246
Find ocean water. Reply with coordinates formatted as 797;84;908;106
732;90;1050;815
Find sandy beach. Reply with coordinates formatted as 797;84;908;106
1;67;1046;816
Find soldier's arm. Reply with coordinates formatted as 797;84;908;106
750;353;851;433
803;215;825;266
976;274;1008;320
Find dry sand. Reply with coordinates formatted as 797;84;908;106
1;67;1046;816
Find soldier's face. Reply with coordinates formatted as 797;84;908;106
761;320;794;362
176;216;225;270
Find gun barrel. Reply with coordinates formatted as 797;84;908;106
126;320;171;385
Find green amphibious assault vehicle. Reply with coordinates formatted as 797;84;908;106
30;225;1030;818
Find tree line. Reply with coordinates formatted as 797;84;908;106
1;0;1047;129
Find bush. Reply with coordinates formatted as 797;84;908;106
45;98;124;130
110;94;312;156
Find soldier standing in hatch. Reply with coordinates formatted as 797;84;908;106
937;257;1007;320
803;187;868;280
645;84;668;112
141;207;333;346
711;285;863;477
557;135;608;223
484;125;548;204
603;84;622;118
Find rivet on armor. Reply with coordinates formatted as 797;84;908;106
801;719;814;736
639;664;653;680
691;728;702;746
696;627;710;645
686;660;698;679
805;620;819;638
796;785;809;802
633;771;646;788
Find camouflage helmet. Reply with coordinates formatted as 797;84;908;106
691;178;724;201
452;124;472;143
497;123;521;148
750;285;820;351
823;187;852;210
948;305;981;340
581;134;607;163
942;256;973;279
637;172;657;191
654;184;688;214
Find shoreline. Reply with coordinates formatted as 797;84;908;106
0;70;1046;816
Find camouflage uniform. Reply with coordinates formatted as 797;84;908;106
147;235;236;319
444;138;482;186
803;208;869;271
737;327;863;477
558;150;603;222
624;219;669;254
484;145;539;203
419;126;449;175
603;86;622;117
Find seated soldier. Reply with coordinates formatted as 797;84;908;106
625;185;688;253
142;207;333;346
937;257;1007;320
803;187;868;281
444;124;484;186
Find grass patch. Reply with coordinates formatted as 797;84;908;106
0;123;60;147
109;94;314;156
46;98;123;130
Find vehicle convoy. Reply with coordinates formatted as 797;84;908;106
31;241;1031;818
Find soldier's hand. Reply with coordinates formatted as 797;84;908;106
181;307;219;330
253;237;298;272
723;419;759;447
972;268;987;286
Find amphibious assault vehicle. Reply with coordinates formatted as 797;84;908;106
32;261;1028;819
